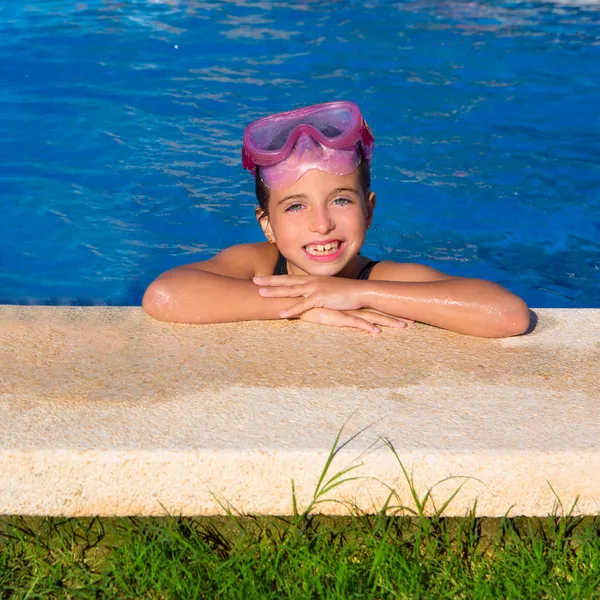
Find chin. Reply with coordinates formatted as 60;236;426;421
299;258;349;277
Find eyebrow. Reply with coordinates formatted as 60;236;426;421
329;187;360;197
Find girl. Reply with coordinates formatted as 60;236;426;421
142;101;530;338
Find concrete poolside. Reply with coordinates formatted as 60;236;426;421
0;306;598;517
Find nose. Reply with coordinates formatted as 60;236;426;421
309;206;334;235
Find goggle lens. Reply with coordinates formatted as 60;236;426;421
241;101;373;177
248;105;354;152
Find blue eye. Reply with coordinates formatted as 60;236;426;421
285;203;303;212
333;197;351;205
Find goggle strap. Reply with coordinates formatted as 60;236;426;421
242;145;256;174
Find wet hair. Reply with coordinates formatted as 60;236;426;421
255;142;371;217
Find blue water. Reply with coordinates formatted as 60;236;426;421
1;0;599;307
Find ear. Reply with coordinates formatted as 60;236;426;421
365;192;376;229
255;206;275;243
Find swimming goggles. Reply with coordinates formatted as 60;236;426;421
242;101;374;190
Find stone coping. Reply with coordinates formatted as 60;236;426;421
0;306;598;517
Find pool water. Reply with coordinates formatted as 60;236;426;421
1;0;599;308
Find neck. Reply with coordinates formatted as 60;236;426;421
285;254;366;278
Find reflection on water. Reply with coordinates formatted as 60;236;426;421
0;0;598;306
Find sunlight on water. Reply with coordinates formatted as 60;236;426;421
0;0;598;306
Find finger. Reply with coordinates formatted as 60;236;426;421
340;315;381;334
253;275;306;287
318;310;381;334
363;311;415;325
345;311;408;328
258;285;308;298
362;313;408;328
300;308;381;334
280;298;316;318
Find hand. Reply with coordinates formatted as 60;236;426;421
253;274;366;318
299;308;414;335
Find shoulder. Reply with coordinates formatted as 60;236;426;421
173;242;278;280
369;260;460;282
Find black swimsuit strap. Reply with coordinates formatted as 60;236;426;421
357;260;379;280
273;252;379;280
273;251;288;275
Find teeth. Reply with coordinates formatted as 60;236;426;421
305;242;341;256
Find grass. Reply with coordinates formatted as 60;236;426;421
1;426;600;599
2;512;600;599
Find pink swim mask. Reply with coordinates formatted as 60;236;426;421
242;100;374;190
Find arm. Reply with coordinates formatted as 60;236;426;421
255;262;531;338
363;271;530;338
142;245;411;332
142;244;297;324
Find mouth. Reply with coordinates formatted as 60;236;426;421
302;240;345;262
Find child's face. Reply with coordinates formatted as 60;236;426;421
259;168;375;276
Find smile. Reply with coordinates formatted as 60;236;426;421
302;240;345;262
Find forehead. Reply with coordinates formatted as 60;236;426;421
269;168;362;202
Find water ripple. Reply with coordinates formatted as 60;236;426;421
0;0;598;306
